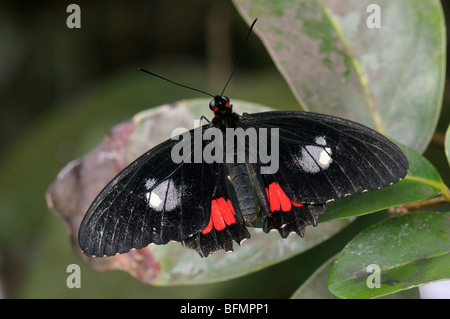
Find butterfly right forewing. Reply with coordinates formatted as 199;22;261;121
78;126;217;257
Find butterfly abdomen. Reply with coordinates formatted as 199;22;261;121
227;163;258;225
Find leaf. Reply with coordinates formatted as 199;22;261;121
291;254;420;299
47;99;350;286
150;220;348;285
233;0;446;153
320;142;447;223
291;255;338;299
327;211;450;299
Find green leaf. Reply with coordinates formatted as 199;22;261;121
291;255;338;299
151;220;349;285
320;142;447;222
291;254;420;299
233;0;446;153
327;211;450;299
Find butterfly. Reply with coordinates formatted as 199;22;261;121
78;19;408;258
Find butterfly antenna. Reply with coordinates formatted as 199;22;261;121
220;18;258;97
138;68;215;98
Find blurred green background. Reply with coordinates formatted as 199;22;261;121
0;1;448;298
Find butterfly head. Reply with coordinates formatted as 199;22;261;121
209;96;232;117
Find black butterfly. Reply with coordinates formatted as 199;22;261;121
78;20;408;258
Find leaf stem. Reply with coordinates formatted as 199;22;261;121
389;193;450;216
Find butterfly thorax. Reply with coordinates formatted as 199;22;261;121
210;96;240;131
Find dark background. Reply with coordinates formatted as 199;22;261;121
0;0;448;298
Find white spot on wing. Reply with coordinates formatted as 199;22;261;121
314;136;327;146
146;179;181;211
298;136;333;173
149;192;162;208
319;147;332;166
145;178;156;190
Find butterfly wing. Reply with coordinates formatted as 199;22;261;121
239;111;408;237
78;126;217;257
181;162;251;257
79;124;251;257
241;111;408;204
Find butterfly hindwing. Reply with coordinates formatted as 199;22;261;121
254;171;326;238
182;162;251;257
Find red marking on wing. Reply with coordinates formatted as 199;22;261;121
202;198;237;234
202;216;213;234
265;182;303;212
292;201;303;207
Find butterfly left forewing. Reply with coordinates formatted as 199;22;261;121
240;110;408;238
241;111;408;204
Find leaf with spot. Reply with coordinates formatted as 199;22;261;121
233;0;446;153
327;211;450;299
291;254;421;299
